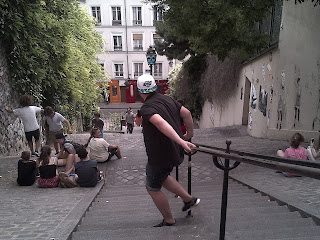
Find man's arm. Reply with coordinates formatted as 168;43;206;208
63;119;73;134
180;106;194;141
4;106;13;113
41;118;46;133
149;114;196;152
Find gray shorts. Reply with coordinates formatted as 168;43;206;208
145;164;173;191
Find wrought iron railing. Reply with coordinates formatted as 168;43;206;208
104;113;122;131
180;140;320;240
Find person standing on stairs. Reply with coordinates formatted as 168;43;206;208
137;74;200;227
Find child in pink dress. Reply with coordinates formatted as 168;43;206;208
277;133;308;177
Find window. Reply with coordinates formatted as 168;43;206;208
112;7;121;25
153;6;163;24
153;63;162;78
153;34;163;46
91;6;101;24
132;7;142;25
134;63;143;77
113;35;122;51
114;64;123;77
133;34;143;50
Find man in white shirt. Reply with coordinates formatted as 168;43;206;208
5;95;42;157
42;106;72;154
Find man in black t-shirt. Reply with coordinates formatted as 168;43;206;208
92;113;104;138
75;145;100;187
138;74;200;227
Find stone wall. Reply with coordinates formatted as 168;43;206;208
0;41;28;156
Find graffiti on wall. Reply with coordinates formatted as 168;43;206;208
277;70;286;129
313;89;320;130
262;64;266;82
294;78;301;128
210;103;215;125
268;52;273;81
270;85;274;102
248;111;253;130
250;84;257;109
258;85;268;116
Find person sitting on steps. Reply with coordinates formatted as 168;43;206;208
55;133;79;175
37;145;59;188
75;145;103;187
85;128;124;162
17;151;37;186
277;133;309;177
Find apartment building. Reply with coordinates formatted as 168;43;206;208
80;0;174;103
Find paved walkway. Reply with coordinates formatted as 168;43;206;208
0;125;319;239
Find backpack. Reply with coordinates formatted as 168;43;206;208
63;140;82;153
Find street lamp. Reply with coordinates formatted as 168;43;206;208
146;46;157;76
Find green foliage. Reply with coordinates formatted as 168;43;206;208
148;0;276;61
0;0;105;129
168;55;207;120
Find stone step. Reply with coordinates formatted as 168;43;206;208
72;224;320;240
78;211;304;231
227;226;320;240
72;177;320;240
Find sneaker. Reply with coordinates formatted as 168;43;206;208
153;219;175;227
182;197;200;212
31;152;40;157
98;171;104;182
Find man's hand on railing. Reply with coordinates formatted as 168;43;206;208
182;140;197;153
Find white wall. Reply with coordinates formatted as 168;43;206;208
199;1;320;142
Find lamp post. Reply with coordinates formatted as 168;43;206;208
146;46;157;76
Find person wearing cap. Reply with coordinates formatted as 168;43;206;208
55;132;77;174
42;106;72;154
137;74;200;227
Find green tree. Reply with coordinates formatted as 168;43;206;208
0;0;105;129
150;0;319;60
149;0;276;60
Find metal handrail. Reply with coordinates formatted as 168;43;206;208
183;140;320;240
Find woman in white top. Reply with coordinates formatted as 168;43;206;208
85;128;123;162
307;138;320;161
5;95;42;157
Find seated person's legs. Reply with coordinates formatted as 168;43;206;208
57;152;69;166
65;154;75;174
108;145;122;160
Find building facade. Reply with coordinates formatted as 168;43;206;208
80;0;174;103
199;1;320;142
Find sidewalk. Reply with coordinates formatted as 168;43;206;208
0;125;319;239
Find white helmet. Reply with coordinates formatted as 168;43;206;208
137;74;157;94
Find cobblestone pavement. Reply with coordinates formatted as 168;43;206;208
1;124;319;239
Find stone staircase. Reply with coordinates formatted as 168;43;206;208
72;179;320;240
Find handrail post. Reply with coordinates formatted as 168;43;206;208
219;140;231;240
175;166;179;182
175;166;179;198
187;151;192;217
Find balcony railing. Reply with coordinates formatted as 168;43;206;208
134;72;143;77
133;46;143;51
153;72;162;78
115;72;123;78
114;46;122;51
133;20;142;25
112;20;121;26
